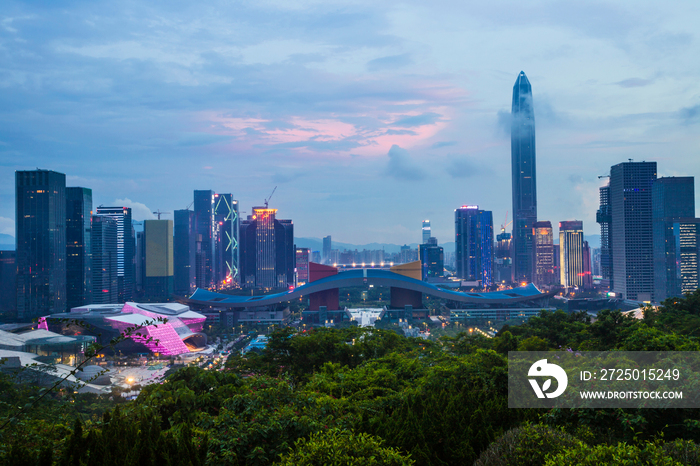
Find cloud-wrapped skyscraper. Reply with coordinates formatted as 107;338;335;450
511;71;537;284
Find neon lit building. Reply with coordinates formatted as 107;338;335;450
213;193;239;288
455;206;494;287
42;302;206;355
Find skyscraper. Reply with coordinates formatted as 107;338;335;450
419;237;444;281
0;251;17;316
194;190;215;290
559;221;584;289
91;215;118;304
511;71;537;285
213;193;239;288
455;206;494;287
66;187;92;309
95;206;135;302
296;247;310;285
144;219;174;300
609;161;657;301
596;185;613;289
422;220;431;244
16;169;67;319
322;235;332;264
174;209;196;297
652;177;698;301
239;207;294;289
533;221;555;287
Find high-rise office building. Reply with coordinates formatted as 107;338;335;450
0;251;17;315
652;177;698;301
559;221;584;288
422;220;431;244
582;240;593;290
144;219;174;300
511;71;537;285
66;187;92;309
194;190;215;290
16;169;67;319
596;185;613;289
296;247;310;285
455;206;494;287
420;237;444;281
533;221;556;287
135;230;145;295
95;206;135;302
91;215;118;304
239;207;294;289
213;193;239;288
174;209;196;297
322;235;332;264
609;161;657;301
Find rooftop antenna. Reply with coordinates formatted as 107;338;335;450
264;186;277;208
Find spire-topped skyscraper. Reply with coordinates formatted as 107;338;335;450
511;71;537;284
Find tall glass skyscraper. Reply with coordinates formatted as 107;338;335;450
194;190;215;289
455;206;494;287
16;169;67;319
609;161;657;301
66;187;92;309
532;220;555;287
95;206;135;302
511;71;537;284
596;185;613;289
652;177;698;301
91;215;118;304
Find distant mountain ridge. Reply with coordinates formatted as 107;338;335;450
0;233;14;251
295;237;456;254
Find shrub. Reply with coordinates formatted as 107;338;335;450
473;423;578;466
545;440;685;466
274;428;413;466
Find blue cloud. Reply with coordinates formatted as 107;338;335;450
385;145;425;181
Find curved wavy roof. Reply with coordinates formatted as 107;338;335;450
188;269;551;307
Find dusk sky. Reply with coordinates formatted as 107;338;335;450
1;0;699;246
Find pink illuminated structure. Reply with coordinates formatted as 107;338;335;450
40;302;207;356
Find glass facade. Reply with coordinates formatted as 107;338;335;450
91;215;118;304
511;71;537;284
652;177;697;301
66;187;92;309
455;206;494;287
610;161;657;301
95;206;135;302
559;221;584;288
16;170;67;319
533;221;555;287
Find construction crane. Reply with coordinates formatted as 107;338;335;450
152;209;171;220
264;186;277;208
500;211;512;233
184;201;194;210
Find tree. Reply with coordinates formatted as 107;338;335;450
274;428;414;466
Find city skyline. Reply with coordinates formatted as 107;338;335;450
1;1;700;245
